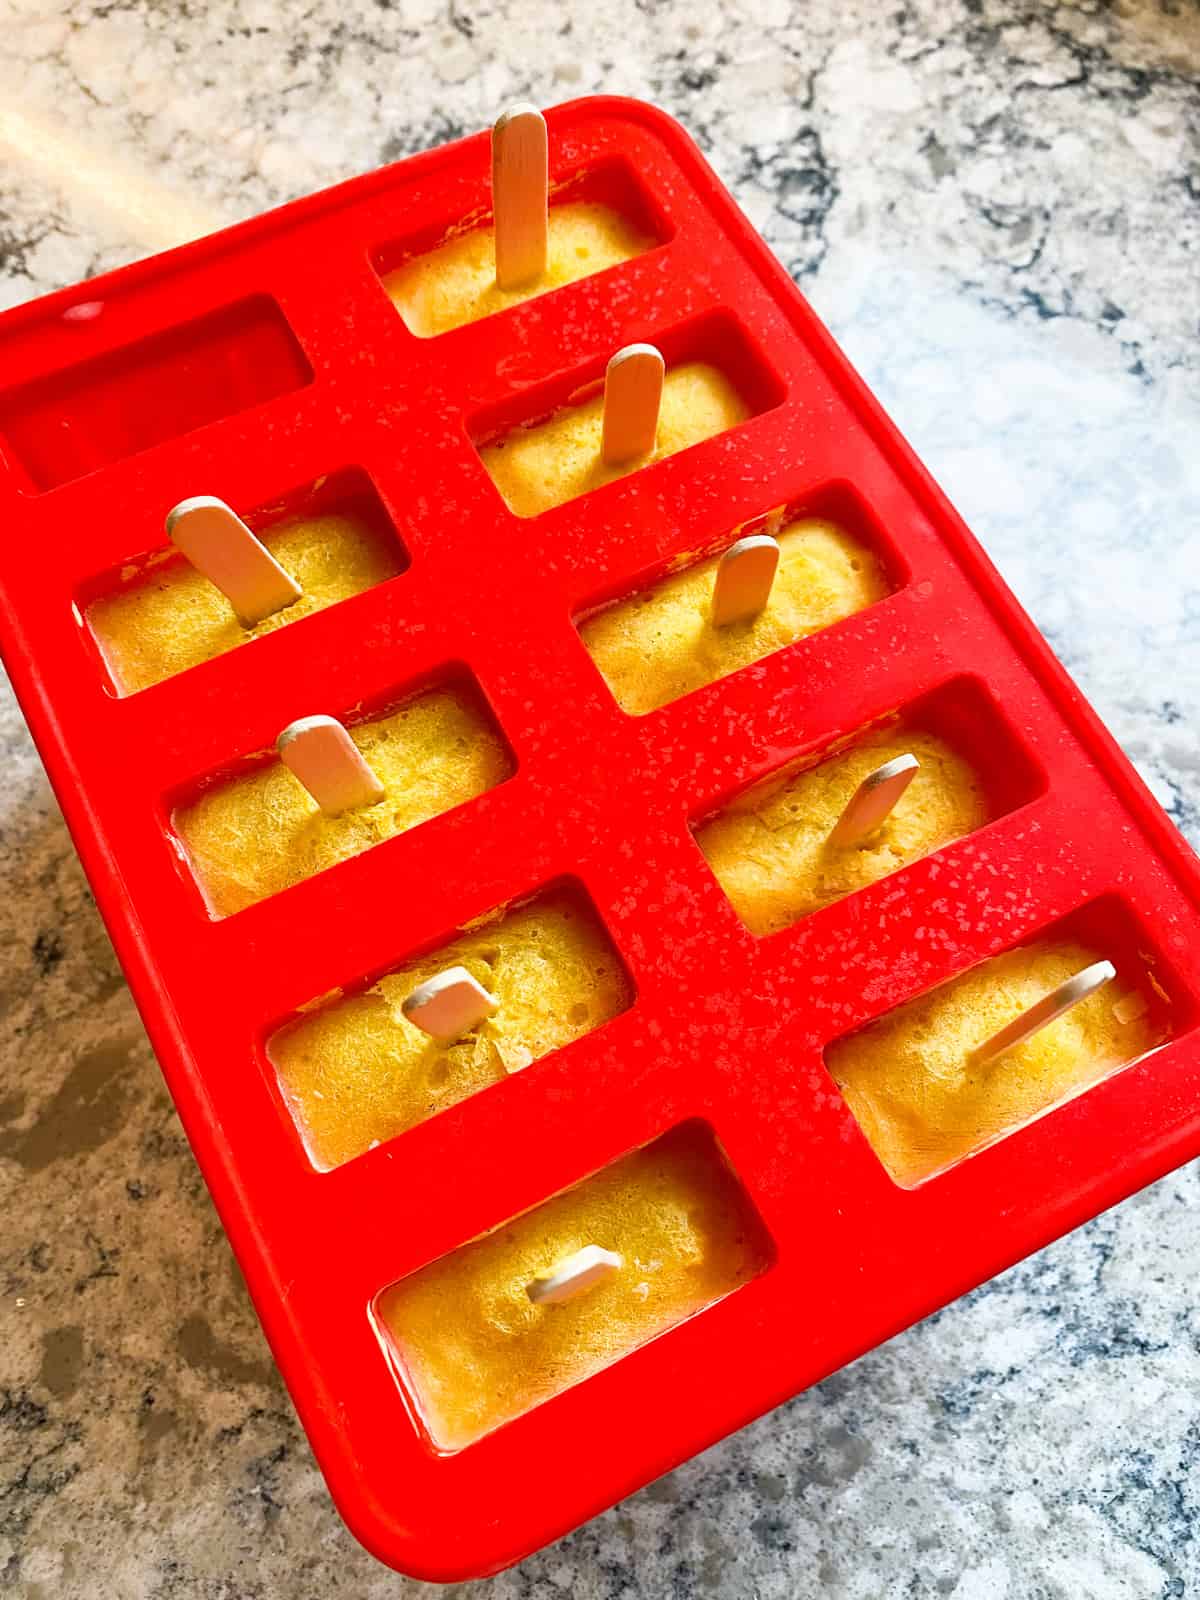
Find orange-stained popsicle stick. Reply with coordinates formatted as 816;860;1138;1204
969;960;1117;1066
711;534;780;627
401;965;499;1042
166;495;301;627
492;104;548;291
276;715;385;816
601;343;664;465
526;1245;623;1306
828;753;921;850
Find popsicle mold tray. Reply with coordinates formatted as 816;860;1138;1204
1;97;1198;1580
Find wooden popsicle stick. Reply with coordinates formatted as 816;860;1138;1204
492;103;548;291
166;496;301;626
828;753;920;849
526;1245;623;1307
601;343;665;465
401;965;499;1042
969;960;1116;1067
711;534;781;627
276;715;385;816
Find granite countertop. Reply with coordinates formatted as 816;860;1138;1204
1;1;1198;1595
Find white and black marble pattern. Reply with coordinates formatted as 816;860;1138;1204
0;1;1197;1595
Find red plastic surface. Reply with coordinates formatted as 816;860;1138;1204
0;97;1198;1581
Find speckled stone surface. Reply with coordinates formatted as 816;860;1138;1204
1;1;1198;1595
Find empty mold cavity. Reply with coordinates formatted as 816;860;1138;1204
375;1121;773;1451
824;897;1183;1189
171;673;513;918
473;313;782;518
694;678;1039;937
377;158;667;338
579;485;901;716
267;882;633;1170
0;296;312;493
82;469;407;696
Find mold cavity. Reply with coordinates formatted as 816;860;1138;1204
376;158;667;339
471;312;783;519
266;882;632;1170
579;484;902;716
171;673;513;919
693;677;1040;937
824;897;1183;1189
82;469;407;696
0;295;312;493
374;1121;774;1451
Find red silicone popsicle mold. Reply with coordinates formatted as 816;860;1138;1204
1;97;1198;1580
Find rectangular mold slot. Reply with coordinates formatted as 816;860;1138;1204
266;879;634;1171
692;676;1042;938
0;295;313;493
373;1120;775;1452
80;467;409;697
168;668;515;919
577;480;907;716
375;155;671;339
824;895;1189;1190
471;310;785;518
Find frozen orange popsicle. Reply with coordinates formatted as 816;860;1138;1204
384;201;653;338
480;362;748;518
89;509;400;695
696;725;988;936
582;517;890;715
174;687;510;917
377;1123;772;1450
827;940;1164;1188
269;892;631;1169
